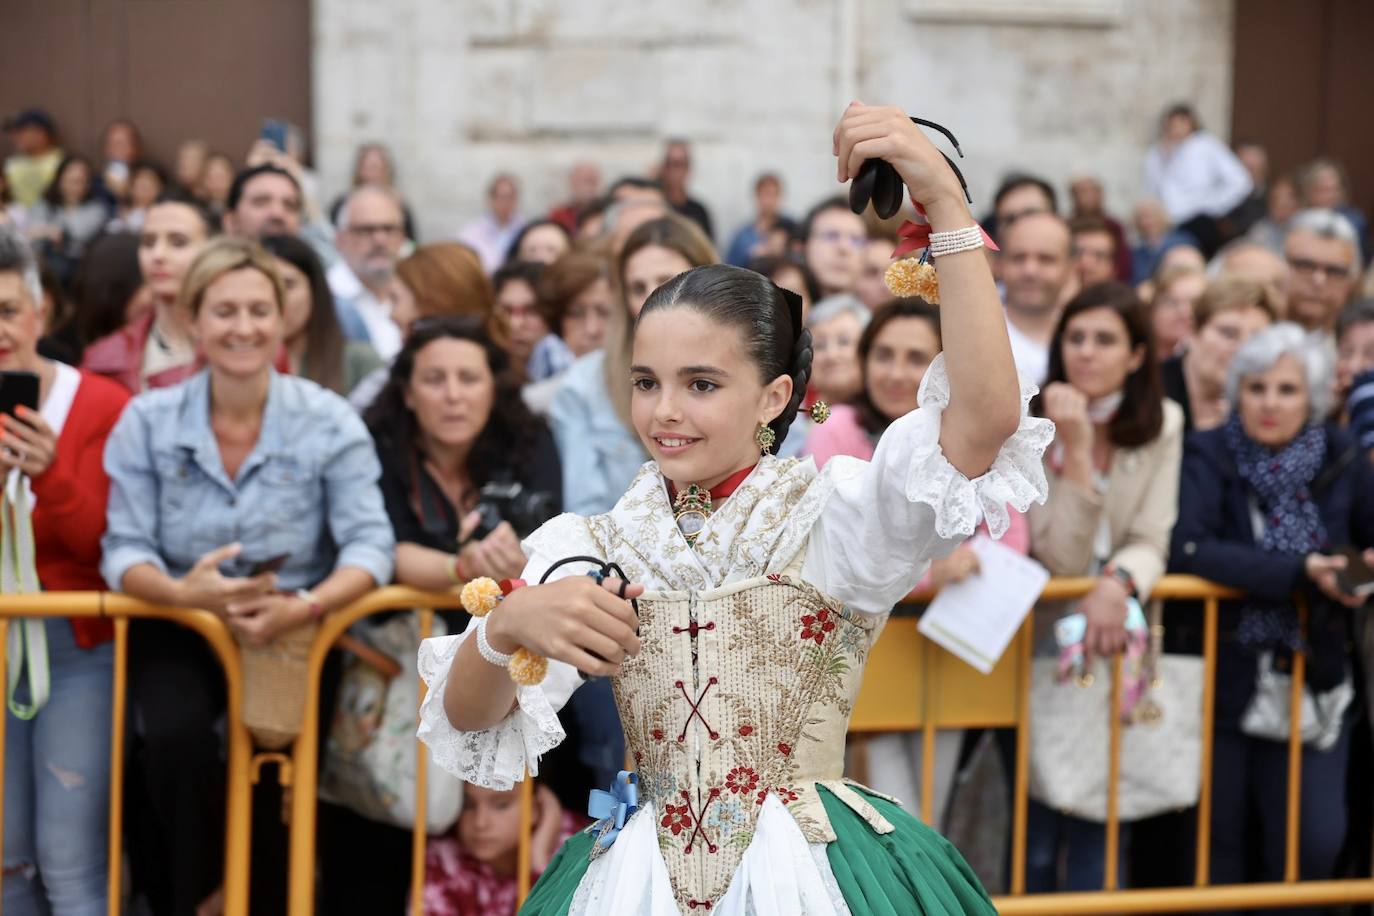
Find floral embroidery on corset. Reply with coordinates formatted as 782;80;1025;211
800;608;836;644
608;572;887;911
724;766;758;795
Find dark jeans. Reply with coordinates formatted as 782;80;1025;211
125;621;300;916
1025;799;1129;892
125;621;230;915
1209;723;1352;916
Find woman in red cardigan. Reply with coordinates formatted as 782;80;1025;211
0;226;130;914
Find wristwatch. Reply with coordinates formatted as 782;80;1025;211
296;588;324;620
1102;564;1137;598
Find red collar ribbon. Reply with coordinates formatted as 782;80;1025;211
667;464;758;504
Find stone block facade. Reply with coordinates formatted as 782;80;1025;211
313;0;1234;244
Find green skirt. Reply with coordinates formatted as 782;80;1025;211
520;784;996;915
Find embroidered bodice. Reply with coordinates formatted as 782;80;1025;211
416;355;1054;911
616;573;895;910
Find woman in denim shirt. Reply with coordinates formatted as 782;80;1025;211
101;237;394;916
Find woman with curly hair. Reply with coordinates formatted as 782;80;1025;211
365;315;561;591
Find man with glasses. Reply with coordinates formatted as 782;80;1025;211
1282;208;1360;335
803;196;868;298
329;184;408;360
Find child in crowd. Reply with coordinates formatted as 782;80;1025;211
419;782;583;916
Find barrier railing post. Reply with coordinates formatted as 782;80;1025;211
920;633;936;825
517;769;535;905
0;616;8;903
1011;612;1032;895
287;623;327;915
1195;596;1218;886
107;614;129;916
1104;653;1123;891
1285;599;1308;883
411;608;434;916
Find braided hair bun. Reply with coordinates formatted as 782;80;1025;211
770;287;813;447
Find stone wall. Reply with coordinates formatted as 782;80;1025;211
312;0;1235;244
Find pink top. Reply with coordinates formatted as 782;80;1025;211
419;810;583;916
802;404;875;469
801;404;1030;583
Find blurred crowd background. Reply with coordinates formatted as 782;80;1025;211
4;1;1374;915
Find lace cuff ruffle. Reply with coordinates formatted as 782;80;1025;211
900;353;1054;540
416;630;568;790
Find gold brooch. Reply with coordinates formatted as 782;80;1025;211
672;484;712;545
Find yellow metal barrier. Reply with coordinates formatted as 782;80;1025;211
848;575;1374;913
0;593;253;916
3;577;1373;914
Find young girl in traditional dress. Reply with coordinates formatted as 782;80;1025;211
419;103;1053;914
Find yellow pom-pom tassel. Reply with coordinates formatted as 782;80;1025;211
508;648;549;686
459;576;503;617
884;258;940;303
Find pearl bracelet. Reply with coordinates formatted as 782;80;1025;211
475;616;514;668
928;225;985;258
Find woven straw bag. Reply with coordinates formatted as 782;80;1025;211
239;620;319;749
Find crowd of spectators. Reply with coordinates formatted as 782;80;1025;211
3;99;1374;914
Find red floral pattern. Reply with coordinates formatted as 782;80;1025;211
755;785;799;806
724;766;759;795
800;608;836;644
662;803;694;836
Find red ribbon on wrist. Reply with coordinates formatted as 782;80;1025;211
891;203;1000;259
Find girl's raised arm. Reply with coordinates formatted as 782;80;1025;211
833;103;1021;476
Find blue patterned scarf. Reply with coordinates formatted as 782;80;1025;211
1223;415;1327;650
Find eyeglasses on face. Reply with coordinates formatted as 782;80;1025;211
1287;255;1352;283
346;223;404;239
816;229;867;250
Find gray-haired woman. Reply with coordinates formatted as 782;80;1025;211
807;293;870;407
1170;322;1374;902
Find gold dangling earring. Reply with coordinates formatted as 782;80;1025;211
755;423;777;455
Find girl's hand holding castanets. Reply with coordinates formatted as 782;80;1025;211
485;575;643;678
832;102;968;222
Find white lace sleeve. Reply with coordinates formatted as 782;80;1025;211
415;514;597;790
802;354;1053;615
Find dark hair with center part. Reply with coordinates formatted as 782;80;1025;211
1033;281;1164;448
636;263;813;447
364;315;543;489
260;233;348;395
854;299;942;436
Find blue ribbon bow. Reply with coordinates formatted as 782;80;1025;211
587;770;639;850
